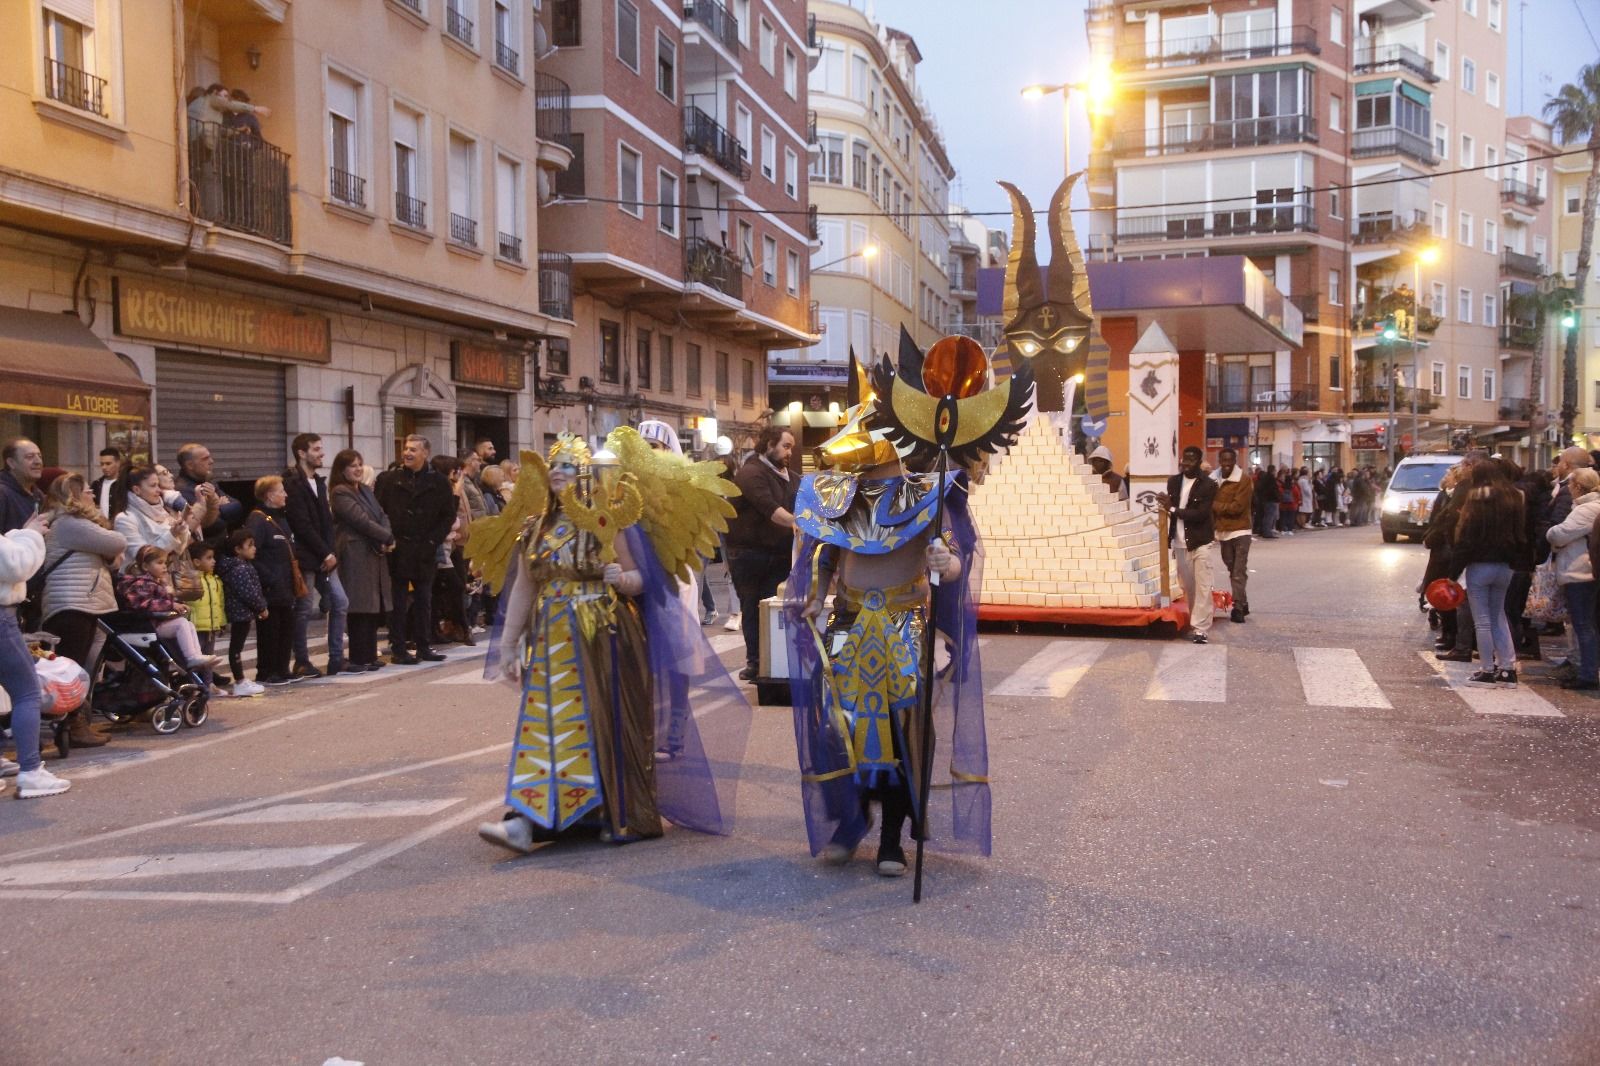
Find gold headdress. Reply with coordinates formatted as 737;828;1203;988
547;432;591;470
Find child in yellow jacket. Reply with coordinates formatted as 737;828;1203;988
188;543;230;695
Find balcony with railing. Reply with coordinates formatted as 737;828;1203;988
535;72;572;144
395;192;426;229
1499;396;1536;421
949;268;977;296
1116;24;1318;70
1112;114;1317;157
1289;293;1319;323
539;251;573;319
446;4;475;46
449;213;478;247
1500;248;1544;278
495;39;521;76
807;13;819;49
945;320;1005;348
1501;178;1545;208
684;236;743;301
683;105;751;180
684;0;740;52
1351;385;1441;413
1352;42;1438;82
807;110;819;146
1116;198;1315;243
1499;322;1540;350
1351;125;1438;166
1207;385;1317;414
187;121;293;245
497;232;523;263
808;300;822;336
1352;209;1431;247
45;58;107;117
330;167;366;209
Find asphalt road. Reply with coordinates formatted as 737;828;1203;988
3;527;1599;1065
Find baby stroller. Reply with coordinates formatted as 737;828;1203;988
89;611;210;735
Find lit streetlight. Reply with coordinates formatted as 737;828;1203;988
1386;243;1441;467
1021;59;1116;181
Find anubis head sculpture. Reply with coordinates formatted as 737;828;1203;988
995;174;1094;413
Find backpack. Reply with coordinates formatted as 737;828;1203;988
18;550;77;634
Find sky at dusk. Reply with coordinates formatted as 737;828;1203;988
856;0;1597;246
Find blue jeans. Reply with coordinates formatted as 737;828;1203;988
1464;562;1516;671
1562;581;1599;682
0;607;43;773
1261;501;1279;535
293;568;349;666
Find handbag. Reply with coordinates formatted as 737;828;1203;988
170;550;205;602
1527;561;1568;626
18;550;77;633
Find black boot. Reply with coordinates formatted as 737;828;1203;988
876;787;910;878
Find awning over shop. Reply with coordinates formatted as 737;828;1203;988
0;306;150;422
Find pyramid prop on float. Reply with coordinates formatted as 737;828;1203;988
971;175;1184;624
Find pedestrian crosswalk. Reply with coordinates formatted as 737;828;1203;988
981;638;1566;718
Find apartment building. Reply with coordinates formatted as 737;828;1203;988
1499;115;1558;444
778;0;956;442
1086;0;1518;468
1556;142;1600;446
0;0;574;479
535;0;816;453
946;205;1009;350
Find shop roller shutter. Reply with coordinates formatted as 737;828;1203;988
154;351;287;481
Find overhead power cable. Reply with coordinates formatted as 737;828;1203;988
553;146;1588;220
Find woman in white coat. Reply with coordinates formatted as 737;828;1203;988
1;512;71;798
113;465;197;572
1546;466;1600;690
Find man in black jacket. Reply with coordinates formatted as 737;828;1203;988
1158;445;1219;644
375;434;458;664
726;426;798;680
0;438;45;535
285;433;349;677
90;447;122;517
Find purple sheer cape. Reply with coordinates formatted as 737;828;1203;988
484;526;751;835
782;473;992;857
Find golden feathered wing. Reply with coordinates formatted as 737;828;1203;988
605;426;740;583
463;451;550;595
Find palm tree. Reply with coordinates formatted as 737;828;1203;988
1544;62;1600;441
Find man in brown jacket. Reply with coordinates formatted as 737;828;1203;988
1212;447;1254;624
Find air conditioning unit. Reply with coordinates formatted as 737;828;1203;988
579;376;594;390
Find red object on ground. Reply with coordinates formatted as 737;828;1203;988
1212;590;1233;610
1425;578;1465;611
977;602;1190;628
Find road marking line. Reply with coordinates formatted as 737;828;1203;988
0;744;506;864
1145;643;1228;703
992;640;1109;699
68;702;363;782
1295;647;1392;709
195;799;465;826
277;799;504;903
1418;652;1565;717
0;845;361;887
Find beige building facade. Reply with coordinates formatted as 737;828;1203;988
2;0;575;482
778;0;954;446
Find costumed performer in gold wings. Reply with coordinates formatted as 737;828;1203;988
472;431;747;855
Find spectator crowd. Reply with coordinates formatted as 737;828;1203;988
0;431;530;800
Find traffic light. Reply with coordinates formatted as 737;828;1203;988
1561;299;1577;330
1381;316;1399;341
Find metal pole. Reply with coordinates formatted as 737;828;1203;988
1061;87;1072;182
1410;257;1420;458
1386;346;1396;469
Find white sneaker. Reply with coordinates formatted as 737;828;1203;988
0;756;18;778
14;767;70;799
478;815;536;854
231;679;266;697
723;613;742;633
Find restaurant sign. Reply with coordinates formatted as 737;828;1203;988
1351;431;1385;451
113;276;331;362
452;341;526;391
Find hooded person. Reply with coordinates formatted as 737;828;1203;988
1088;444;1126;498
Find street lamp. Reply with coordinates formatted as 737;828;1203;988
812;242;879;361
1022;59;1115;182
